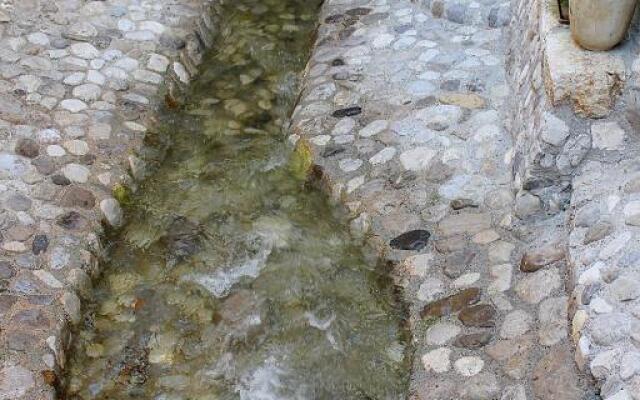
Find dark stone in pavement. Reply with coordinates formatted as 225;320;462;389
52;174;71;186
345;7;371;16
454;332;493;349
390;229;430;250
450;198;478;210
332;106;361;118
32;157;56;175
421;287;481;318
15;138;39;158
0;261;14;279
56;211;89;230
520;244;565;272
325;14;346;24
321;145;345;158
59;186;96;209
441;79;460;91
459;304;496;327
32;234;49;255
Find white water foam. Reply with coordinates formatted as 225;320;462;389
304;312;335;331
183;217;292;298
183;245;272;298
238;357;286;400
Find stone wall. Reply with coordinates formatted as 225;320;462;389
0;0;221;398
505;0;599;215
504;0;544;192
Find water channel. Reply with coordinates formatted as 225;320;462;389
65;0;409;398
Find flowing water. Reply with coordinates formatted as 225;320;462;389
66;1;409;399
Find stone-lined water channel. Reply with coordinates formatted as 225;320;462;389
64;0;409;399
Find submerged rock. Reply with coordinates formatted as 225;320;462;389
162;216;202;267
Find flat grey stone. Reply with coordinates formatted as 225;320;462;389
421;347;451;373
625;201;640;225
0;94;24;122
515;192;540;218
125;30;156;41
4;192;32;211
438;213;492;237
500;309;532;339
620;351;640;380
72;83;101;102
64;72;85;86
538;296;568;345
457;372;499;399
516;269;561;304
59;99;88;113
592;121;625;151
590;313;632;345
610;274;640;301
532;348;584;400
69;43;100;59
62;163;90;183
148;53;170;72
86;70;106;85
133;69;162;84
591;349;619;379
0;365;35;398
100;198;123;227
501;385;527;400
541;112;569;146
425;322;461;345
584;221;614;244
64;22;98;41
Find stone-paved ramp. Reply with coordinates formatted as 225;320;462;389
290;0;595;398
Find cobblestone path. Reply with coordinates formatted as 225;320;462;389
290;0;594;398
0;0;611;397
0;0;215;398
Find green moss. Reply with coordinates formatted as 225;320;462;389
112;184;132;206
288;139;313;181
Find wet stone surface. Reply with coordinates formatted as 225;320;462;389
64;1;409;399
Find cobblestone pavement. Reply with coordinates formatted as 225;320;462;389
0;0;622;398
567;114;640;397
0;0;216;398
290;0;595;398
